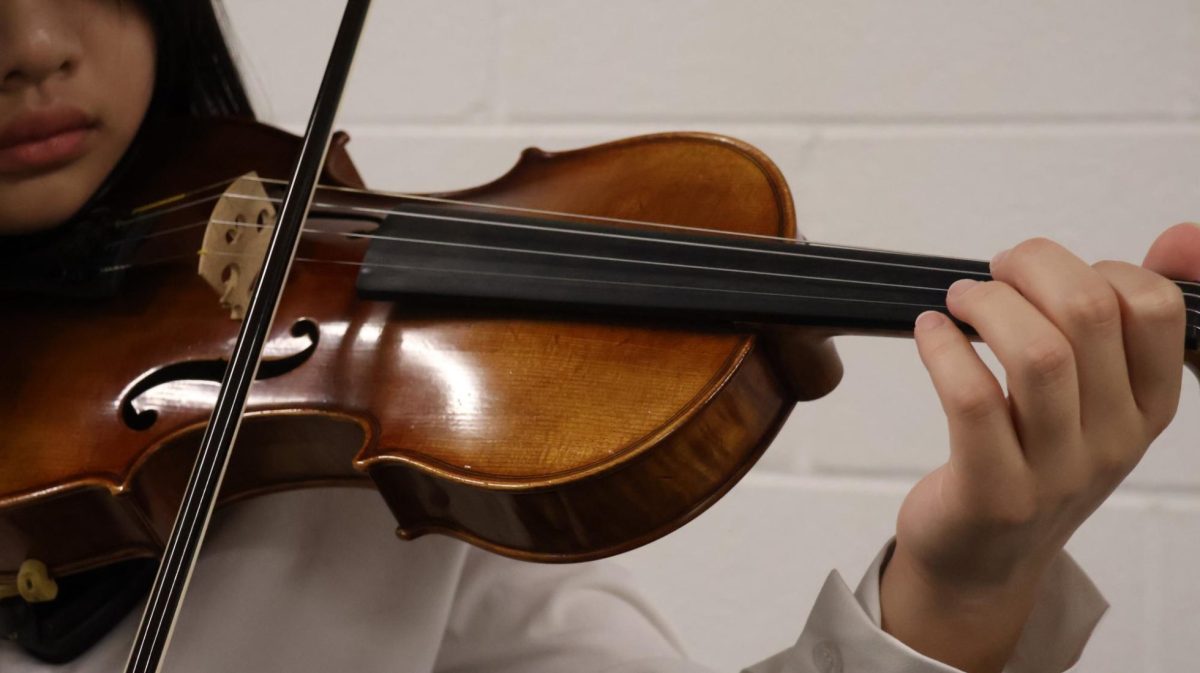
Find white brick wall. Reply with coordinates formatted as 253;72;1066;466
223;2;1200;670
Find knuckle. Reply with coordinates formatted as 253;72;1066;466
1036;483;1077;512
1146;403;1180;438
1035;464;1093;510
1091;259;1127;273
1134;280;1186;324
1019;336;1074;383
1093;449;1137;482
923;335;959;363
959;279;1004;306
1012;236;1060;256
1011;237;1060;263
946;280;1007;318
1061;286;1121;329
945;382;1003;421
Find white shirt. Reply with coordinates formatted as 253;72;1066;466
0;488;1108;673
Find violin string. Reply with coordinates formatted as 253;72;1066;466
209;216;958;294
107;191;999;289
101;236;1200;321
100;227;948;301
98;251;199;274
123;219;210;244
213;177;1200;295
115;175;992;264
110;173;816;246
118;176;251;225
192;248;952;312
249;194;1003;278
107;176;1200;297
250;176;964;259
94;213;1200;306
228;200;1200;301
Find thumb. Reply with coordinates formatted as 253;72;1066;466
1144;222;1200;280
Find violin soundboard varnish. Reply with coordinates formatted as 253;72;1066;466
1;119;844;581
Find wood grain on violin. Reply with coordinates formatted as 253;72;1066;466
0;119;847;584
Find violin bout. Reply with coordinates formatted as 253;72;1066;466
1;121;844;586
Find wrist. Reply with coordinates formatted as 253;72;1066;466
879;544;1043;673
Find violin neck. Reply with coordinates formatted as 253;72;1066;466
354;205;1200;348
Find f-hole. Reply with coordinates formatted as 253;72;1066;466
120;318;321;431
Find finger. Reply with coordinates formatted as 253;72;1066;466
1144;222;1200;280
913;310;1026;481
945;279;1079;468
1093;260;1185;436
990;238;1133;428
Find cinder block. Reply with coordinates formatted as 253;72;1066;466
1155;501;1200;673
332;127;631;192
223;0;496;124
498;1;1200;120
788;128;1200;489
777;335;952;478
338;124;815;193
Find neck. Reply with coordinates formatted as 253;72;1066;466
352;203;1200;349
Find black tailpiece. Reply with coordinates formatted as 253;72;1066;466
0;560;155;664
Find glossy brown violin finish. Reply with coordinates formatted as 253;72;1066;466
0;119;843;583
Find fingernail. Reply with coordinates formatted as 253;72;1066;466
947;278;978;298
915;311;947;331
991;248;1010;268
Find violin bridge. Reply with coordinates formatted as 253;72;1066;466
198;172;277;319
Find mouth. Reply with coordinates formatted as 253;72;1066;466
0;106;99;175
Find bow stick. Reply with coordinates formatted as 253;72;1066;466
123;2;372;671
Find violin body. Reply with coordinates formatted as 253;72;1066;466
0;119;843;583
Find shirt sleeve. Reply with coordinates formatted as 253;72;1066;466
744;538;1109;673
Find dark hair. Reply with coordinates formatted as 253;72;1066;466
137;0;254;121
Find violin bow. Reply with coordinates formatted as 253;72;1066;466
122;1;373;671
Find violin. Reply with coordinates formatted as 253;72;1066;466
6;111;1200;653
1;116;850;573
2;3;1199;668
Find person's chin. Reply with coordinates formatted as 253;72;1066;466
0;164;109;234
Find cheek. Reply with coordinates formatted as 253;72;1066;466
86;4;156;206
100;15;157;160
0;166;110;233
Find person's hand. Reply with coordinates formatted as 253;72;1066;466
879;225;1197;673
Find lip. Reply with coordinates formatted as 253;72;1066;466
0;106;98;174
